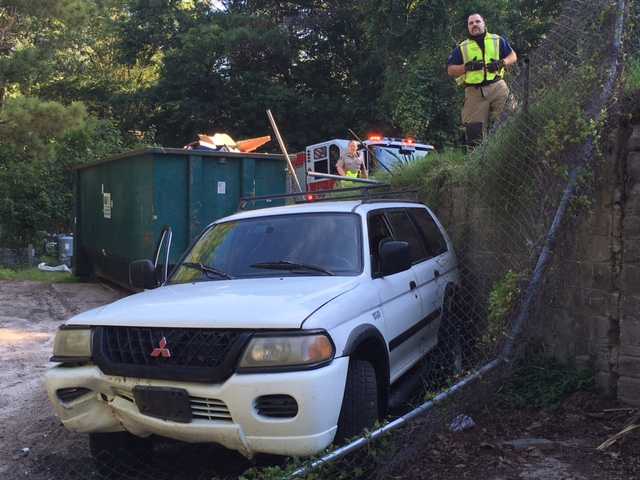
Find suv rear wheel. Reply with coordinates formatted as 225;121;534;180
335;358;378;443
435;290;464;380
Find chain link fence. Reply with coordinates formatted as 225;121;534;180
0;235;72;270
1;1;631;479
0;246;36;268
279;0;629;477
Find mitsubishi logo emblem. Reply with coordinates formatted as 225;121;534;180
150;336;171;358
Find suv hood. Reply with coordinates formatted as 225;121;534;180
68;277;360;329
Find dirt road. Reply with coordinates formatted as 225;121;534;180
0;281;255;480
0;281;125;478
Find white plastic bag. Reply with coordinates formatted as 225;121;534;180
449;414;476;432
37;262;71;273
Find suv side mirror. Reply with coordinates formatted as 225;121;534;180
129;259;158;290
380;241;411;276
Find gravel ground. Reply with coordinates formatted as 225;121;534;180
0;280;256;480
0;280;124;479
384;391;640;480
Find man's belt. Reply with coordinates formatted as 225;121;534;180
465;77;503;88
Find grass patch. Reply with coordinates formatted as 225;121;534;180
386;148;467;207
0;266;78;283
498;354;594;410
481;270;524;353
624;55;640;93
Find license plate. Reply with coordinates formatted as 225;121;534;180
133;386;192;423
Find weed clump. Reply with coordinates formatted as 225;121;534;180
498;354;594;410
0;266;78;283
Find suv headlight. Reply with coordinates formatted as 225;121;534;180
51;326;92;362
238;332;335;371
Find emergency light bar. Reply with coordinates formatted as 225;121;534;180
366;135;420;145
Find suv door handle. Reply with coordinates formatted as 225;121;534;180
409;281;417;290
434;270;440;279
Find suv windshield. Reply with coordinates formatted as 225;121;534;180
369;144;431;170
170;212;362;283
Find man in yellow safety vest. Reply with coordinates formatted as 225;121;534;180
447;13;517;146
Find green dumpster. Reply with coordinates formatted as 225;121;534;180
73;148;286;288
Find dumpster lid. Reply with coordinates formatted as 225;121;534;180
73;147;287;171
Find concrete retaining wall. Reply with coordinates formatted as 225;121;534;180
532;120;640;406
432;118;640;407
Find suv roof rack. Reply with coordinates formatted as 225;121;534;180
238;185;419;210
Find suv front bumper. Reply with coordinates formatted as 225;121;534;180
45;357;349;458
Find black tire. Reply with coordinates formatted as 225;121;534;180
89;432;152;476
335;358;379;443
435;290;464;381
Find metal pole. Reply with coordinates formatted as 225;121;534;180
501;0;625;361
267;109;302;192
287;358;503;479
523;57;530;114
306;171;385;185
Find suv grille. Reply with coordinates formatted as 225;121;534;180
93;327;251;383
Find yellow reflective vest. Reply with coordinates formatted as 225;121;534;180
456;33;505;86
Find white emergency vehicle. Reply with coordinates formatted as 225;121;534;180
292;137;435;192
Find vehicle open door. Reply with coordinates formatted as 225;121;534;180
129;225;173;290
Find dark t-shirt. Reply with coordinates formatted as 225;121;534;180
447;36;513;65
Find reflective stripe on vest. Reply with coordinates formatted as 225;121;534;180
458;33;505;85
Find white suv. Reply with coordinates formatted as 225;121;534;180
45;199;459;462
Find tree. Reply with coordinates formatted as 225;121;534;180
0;96;129;245
0;0;93;104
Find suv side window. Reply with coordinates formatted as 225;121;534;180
368;212;393;275
386;210;428;264
408;208;448;257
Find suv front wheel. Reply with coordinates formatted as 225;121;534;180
335;358;378;443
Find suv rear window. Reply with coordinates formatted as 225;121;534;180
386;210;428;264
408;208;448;257
368;212;393;275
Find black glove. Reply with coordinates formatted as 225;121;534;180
487;59;505;73
464;59;484;72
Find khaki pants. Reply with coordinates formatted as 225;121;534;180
462;79;510;128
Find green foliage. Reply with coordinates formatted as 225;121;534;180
0;96;87;157
0;0;586;251
0;96;132;246
239;424;394;480
0;0;93;96
467;64;600;217
624;55;640;93
498;353;595;409
389;52;462;147
485;270;522;349
0;266;78;283
388;149;467;208
2;0;564;150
